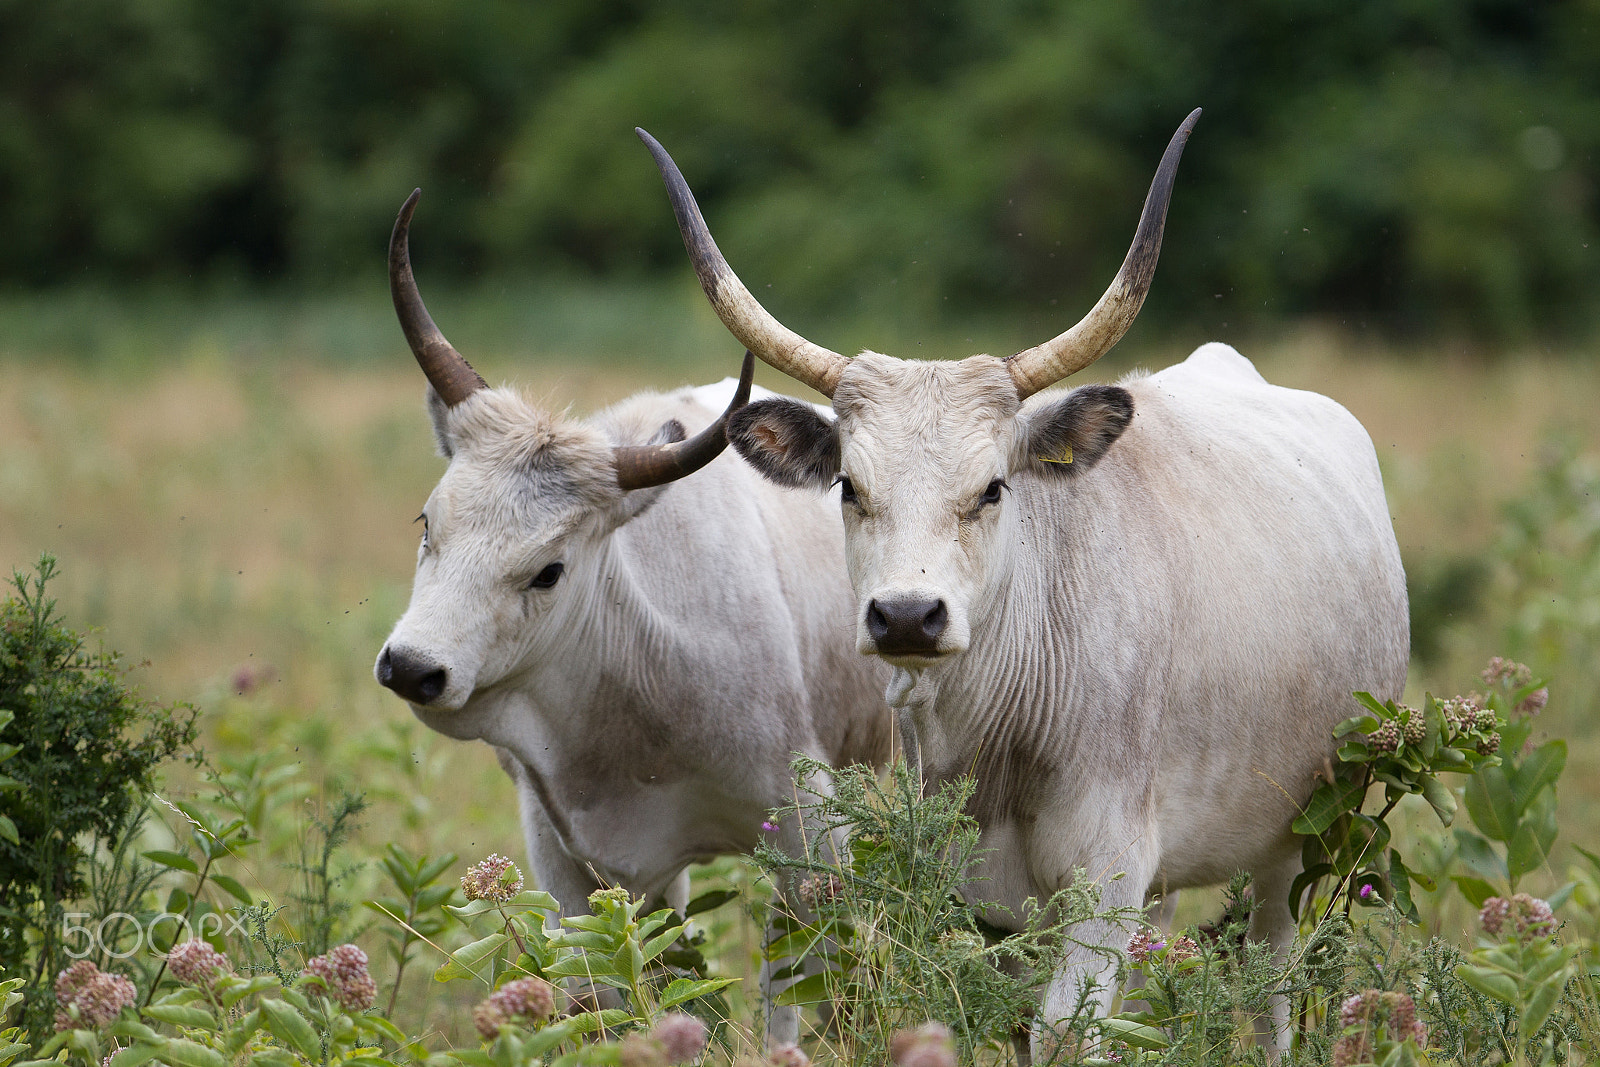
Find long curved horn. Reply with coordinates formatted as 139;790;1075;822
390;189;487;407
637;129;849;399
614;350;755;490
1006;108;1202;400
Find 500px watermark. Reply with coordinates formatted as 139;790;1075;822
62;911;249;960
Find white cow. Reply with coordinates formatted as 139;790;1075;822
373;192;890;1044
639;112;1409;1051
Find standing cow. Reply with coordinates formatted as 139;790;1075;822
373;191;891;1044
639;112;1409;1050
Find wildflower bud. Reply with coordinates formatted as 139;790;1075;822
52;961;137;1032
461;854;524;903
1332;1033;1373;1067
1126;929;1162;964
767;1045;810;1067
1515;687;1548;717
1511;893;1555;938
797;873;844;908
588;886;631;910
1339;989;1379;1028
1478;897;1510;936
651;1013;708;1064
1477;732;1500;756
890;1022;956;1067
1473;707;1497;732
618;1034;668;1067
167;939;232;988
473;977;559;1039
1401;710;1426;746
1164;935;1199;963
1482;657;1531;688
302;944;376;1012
1368;719;1400;754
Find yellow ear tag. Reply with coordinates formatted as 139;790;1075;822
1035;443;1073;465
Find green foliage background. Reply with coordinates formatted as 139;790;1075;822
2;0;1596;340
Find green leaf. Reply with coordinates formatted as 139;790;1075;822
1464;765;1518;842
1509;740;1566;815
772;971;834;1007
1352;691;1392;719
210;874;254;906
145;1003;218;1029
640;924;685;965
1289;863;1333;922
108;1046;162;1067
1388;850;1419;924
259;998;324;1061
1292;778;1368;836
1420;775;1457;826
222;1009;263;1057
659;977;737;1009
1450;876;1498;908
142;850;200;875
157;1039;229;1067
0;815;15;847
1099;1016;1170;1050
1453;829;1508;883
561;1009;634;1037
1521;976;1566;1043
1507;787;1559;883
249;1050;301;1067
219;975;282;1009
1454;964;1519;1006
684;889;740;917
433;932;509;983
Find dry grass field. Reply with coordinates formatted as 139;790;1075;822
3;288;1598;1029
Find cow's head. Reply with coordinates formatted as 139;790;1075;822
639;112;1196;666
375;191;751;714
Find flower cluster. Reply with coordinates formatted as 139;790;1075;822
1368;717;1401;754
732;1048;812;1067
1126;928;1198;965
461;854;524;903
890;1021;956;1067
1333;989;1427;1066
302;943;376;1012
796;872;844;908
1482;657;1533;689
616;1013;708;1066
472;977;558;1039
1479;894;1556;940
167;939;232;988
1436;696;1500;754
53;960;137;1032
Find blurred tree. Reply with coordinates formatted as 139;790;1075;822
0;0;1595;342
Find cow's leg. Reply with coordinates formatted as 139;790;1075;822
499;752;619;1011
1034;847;1157;1060
761;764;848;1050
1249;852;1300;1053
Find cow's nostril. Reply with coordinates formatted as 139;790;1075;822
416;668;447;703
867;601;890;642
922;600;948;639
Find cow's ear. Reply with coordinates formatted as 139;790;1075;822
1015;384;1133;479
428;387;456;458
728;398;840;491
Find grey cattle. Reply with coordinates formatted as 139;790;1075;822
639;113;1409;1051
373;192;890;1044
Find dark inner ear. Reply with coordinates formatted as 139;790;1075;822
727;398;840;490
1024;384;1134;478
647;419;687;446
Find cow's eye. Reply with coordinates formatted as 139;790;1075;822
836;476;859;507
979;479;1007;507
527;562;564;590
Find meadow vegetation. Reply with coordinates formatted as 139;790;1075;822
2;291;1600;1063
